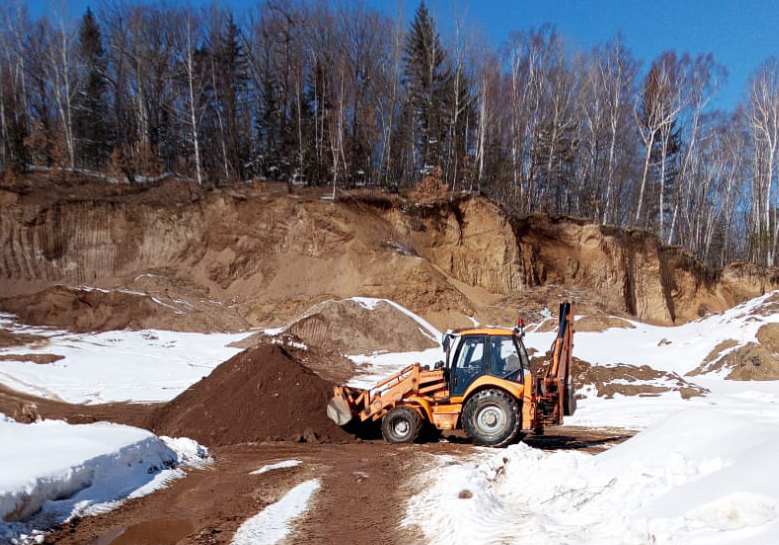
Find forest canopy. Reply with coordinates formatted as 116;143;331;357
2;1;779;268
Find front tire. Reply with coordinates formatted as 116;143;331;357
381;406;422;443
462;389;521;447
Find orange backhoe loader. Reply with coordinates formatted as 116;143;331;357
327;302;576;447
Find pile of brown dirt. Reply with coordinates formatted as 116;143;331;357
286;299;437;355
692;342;779;381
688;324;779;380
150;343;351;446
0;285;248;333
576;361;708;399
531;355;707;399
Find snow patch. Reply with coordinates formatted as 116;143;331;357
250;460;302;475
231;479;320;545
0;317;251;403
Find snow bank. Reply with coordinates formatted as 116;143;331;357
231;479;320;545
0;314;250;403
0;417;208;542
406;407;779;544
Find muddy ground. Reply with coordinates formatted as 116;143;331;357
41;428;631;545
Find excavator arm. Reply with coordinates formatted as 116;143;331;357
534;302;576;428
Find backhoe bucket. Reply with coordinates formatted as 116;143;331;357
327;394;353;426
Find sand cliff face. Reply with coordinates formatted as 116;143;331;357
0;180;776;330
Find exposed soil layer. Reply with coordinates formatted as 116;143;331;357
3;176;777;333
0;353;63;364
0;383;156;427
574;315;636;332
0;329;49;349
149;344;352;446
0;285;248;333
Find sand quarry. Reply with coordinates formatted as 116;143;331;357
2;179;779;544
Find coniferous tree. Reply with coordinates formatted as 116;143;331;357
403;2;451;180
74;8;110;169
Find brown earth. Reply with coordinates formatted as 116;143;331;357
693;342;779;381
0;329;49;349
40;424;632;545
0;383;155;428
285;299;437;355
687;324;779;380
0;353;63;364
149;344;352;446
576;361;708;399
234;298;438;359
1;284;248;333
756;323;779;351
688;340;741;377
531;355;707;399
2;176;777;335
574;315;636;332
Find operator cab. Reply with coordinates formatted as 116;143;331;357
444;328;530;397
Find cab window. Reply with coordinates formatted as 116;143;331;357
488;336;526;376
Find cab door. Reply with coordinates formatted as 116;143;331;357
450;335;486;396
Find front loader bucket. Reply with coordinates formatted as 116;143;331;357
327;395;353;426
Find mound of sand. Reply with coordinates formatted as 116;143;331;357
287;299;438;355
150;344;351;447
238;299;438;357
0;285;247;333
534;314;634;333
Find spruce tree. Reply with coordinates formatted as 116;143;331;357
403;2;451;178
74;7;110;168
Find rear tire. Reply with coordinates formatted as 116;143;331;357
462;389;521;447
381;406;422;444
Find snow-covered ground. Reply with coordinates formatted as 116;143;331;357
0;313;250;403
0;416;208;544
3;293;779;543
406;408;779;544
405;292;779;544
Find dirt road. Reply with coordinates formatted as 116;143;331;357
41;428;630;545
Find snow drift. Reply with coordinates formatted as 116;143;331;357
0;417;207;542
406;407;779;544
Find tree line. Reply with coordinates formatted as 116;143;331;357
2;1;779;268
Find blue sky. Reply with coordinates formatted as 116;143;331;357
28;0;779;111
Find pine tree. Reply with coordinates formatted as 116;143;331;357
74;7;110;168
403;2;451;179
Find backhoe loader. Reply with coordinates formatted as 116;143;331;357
327;302;576;447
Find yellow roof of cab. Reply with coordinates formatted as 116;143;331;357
458;327;517;336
